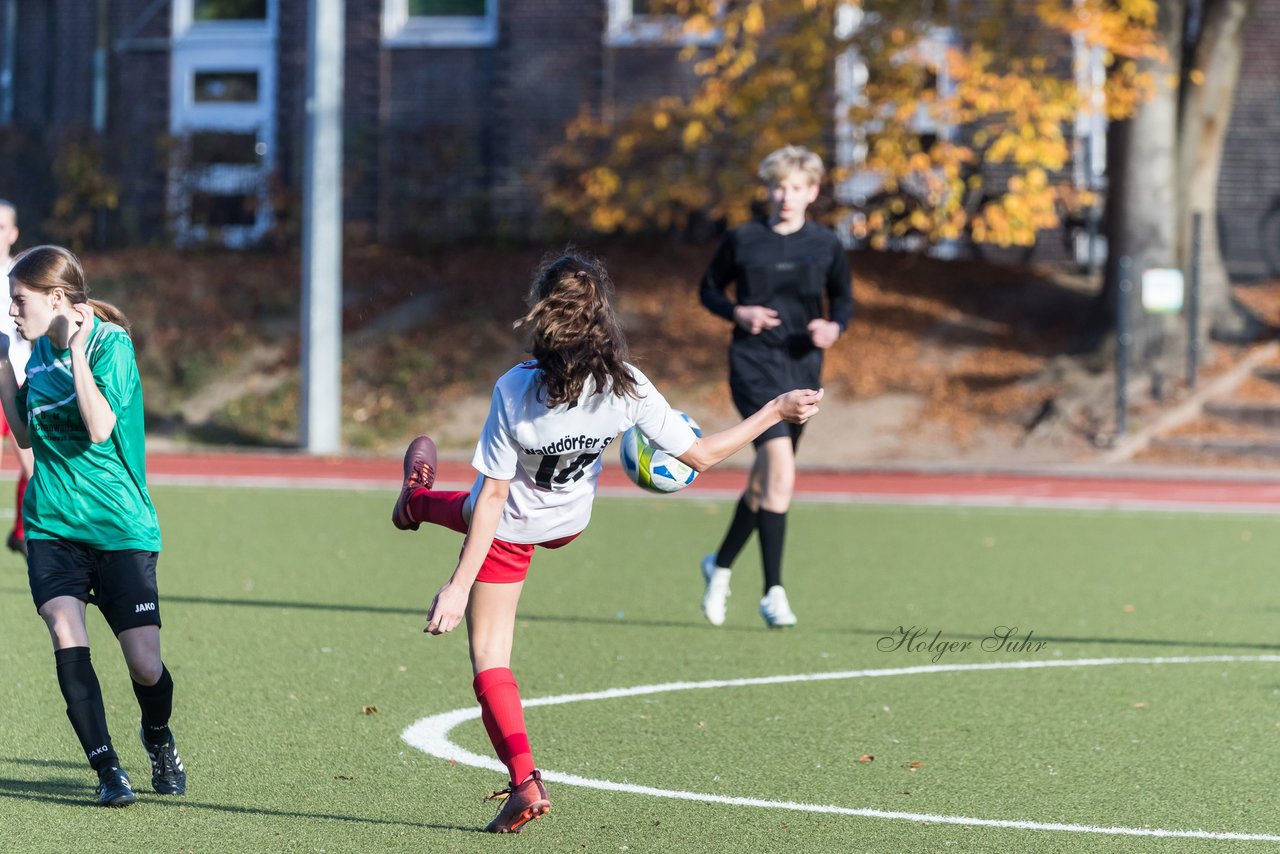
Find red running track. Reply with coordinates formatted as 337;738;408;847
119;449;1280;513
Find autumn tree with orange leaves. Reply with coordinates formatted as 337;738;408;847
547;0;1161;252
549;0;1256;345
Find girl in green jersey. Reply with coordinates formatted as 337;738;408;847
0;246;184;807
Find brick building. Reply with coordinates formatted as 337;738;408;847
0;0;1276;278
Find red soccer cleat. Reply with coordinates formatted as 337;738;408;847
392;436;437;531
484;770;550;833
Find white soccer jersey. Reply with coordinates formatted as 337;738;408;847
470;361;698;544
0;258;31;383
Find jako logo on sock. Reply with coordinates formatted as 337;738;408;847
135;602;156;613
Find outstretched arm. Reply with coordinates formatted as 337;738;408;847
676;388;824;472
424;475;511;636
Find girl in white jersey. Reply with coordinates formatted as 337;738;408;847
390;251;823;834
0;200;34;555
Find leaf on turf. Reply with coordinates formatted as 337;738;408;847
909;761;925;769
858;754;875;763
333;775;354;780
1123;604;1136;613
1132;702;1146;709
362;705;379;714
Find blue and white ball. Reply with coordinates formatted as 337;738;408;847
618;411;703;494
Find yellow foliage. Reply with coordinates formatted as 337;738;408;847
583;167;620;201
682;120;705;150
544;0;1162;249
590;206;627;231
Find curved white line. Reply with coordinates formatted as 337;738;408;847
402;655;1280;843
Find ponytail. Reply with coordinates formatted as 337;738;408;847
86;298;130;332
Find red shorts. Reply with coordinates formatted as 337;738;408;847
0;406;9;437
473;532;580;584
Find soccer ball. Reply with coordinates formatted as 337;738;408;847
618;411;703;494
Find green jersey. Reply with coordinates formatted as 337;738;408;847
16;316;161;551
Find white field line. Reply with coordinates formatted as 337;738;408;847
402;656;1280;843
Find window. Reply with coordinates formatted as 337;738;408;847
189;131;262;166
409;0;483;13
606;0;721;47
194;0;267;21
194;71;260;104
174;0;273;41
835;14;960;253
190;192;258;228
171;0;276;245
383;0;498;47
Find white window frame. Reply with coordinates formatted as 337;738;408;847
173;0;276;44
606;0;722;47
383;0;498;48
170;1;277;247
835;19;958;207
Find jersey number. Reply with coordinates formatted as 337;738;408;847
533;452;600;490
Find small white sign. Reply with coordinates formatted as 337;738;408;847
1142;268;1184;314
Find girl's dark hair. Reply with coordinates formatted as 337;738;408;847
515;251;638;407
9;245;130;330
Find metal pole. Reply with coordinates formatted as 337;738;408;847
92;0;107;132
0;0;16;125
1116;255;1132;437
301;0;344;454
1187;211;1202;388
93;0;108;248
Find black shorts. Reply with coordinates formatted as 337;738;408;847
28;539;162;635
729;341;821;449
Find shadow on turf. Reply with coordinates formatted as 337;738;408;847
144;800;482;833
163;594;1280;648
164;594;736;631
0;774;98;807
2;757;86;770
0;772;481;830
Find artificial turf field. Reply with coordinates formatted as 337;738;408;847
0;484;1278;853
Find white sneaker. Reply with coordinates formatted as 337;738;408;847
759;585;797;628
700;554;731;626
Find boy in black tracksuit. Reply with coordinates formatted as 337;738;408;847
698;145;854;628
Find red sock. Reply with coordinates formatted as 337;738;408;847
12;474;25;538
408;489;468;534
473;667;534;786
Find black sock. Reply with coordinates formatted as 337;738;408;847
715;497;758;568
133;665;174;747
758;509;787;595
54;647;117;771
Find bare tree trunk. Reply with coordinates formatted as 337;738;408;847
1099;0;1186;371
1178;0;1254;339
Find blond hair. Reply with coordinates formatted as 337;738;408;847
757;145;824;185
